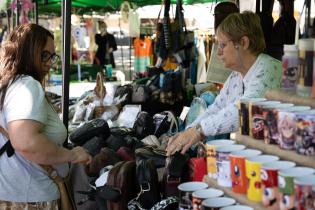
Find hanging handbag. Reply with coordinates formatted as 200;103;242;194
0;126;76;210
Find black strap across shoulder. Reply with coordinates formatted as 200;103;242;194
0;140;15;157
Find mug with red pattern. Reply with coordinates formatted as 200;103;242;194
294;174;315;210
261;161;296;209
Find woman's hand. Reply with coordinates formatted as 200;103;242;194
166;127;202;156
70;147;92;164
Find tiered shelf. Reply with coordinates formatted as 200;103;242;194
203;176;265;210
265;89;315;108
203;89;315;209
234;133;315;169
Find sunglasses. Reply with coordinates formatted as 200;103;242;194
41;50;60;64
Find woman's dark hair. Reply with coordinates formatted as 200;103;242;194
0;23;54;110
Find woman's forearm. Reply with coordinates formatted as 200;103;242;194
15;133;73;165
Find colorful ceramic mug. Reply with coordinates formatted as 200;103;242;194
178;181;208;210
250;101;281;139
294;110;315;156
278;167;315;210
202;197;236;210
262;103;294;144
261;161;296;209
229;149;262;194
206;140;235;179
192;188;224;210
238;98;266;135
216;144;246;187
277;106;311;150
245;155;279;202
294;174;315;210
220;205;254;210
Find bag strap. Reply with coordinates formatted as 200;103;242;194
128;196;178;210
0;125;14;157
150;196;178;210
164;111;179;135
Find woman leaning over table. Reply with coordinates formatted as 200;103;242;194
0;23;92;209
166;11;282;156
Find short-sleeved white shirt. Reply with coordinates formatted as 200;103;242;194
0;75;67;202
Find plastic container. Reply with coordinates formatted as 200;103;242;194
297;39;315;97
281;44;299;91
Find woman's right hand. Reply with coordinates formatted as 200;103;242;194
70;146;92;164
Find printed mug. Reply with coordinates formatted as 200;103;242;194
177;181;208;210
248;101;281;139
238;98;266;135
229;149;262;194
250;101;281;139
261;161;296;209
206;140;235;179
219;205;254;210
277;106;311;150
294;174;315;210
278;167;315;210
201;197;236;210
294;110;315;156
262;103;294;144
245;155;279;202
192;188;223;210
216;144;246;187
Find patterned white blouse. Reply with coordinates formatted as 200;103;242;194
189;53;282;136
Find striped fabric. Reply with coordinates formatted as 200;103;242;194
0;200;58;210
189;53;281;136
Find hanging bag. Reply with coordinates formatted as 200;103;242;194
155;0;171;60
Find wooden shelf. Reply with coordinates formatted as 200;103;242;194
265;89;315;108
203;176;265;210
234;133;315;169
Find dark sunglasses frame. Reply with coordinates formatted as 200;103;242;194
41;50;60;64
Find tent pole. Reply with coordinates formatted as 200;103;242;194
61;0;71;138
16;0;20;26
34;0;38;24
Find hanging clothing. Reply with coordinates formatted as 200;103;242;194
133;37;153;78
94;33;117;68
197;37;207;83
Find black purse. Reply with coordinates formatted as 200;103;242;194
132;159;161;209
69;119;110;146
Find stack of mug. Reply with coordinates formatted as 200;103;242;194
177;181;254;210
204;137;315;209
238;98;315;156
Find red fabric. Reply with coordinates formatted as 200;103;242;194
188;157;207;182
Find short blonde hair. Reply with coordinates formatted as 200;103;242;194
217;11;265;55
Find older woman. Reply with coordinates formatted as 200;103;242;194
0;24;91;208
167;11;281;155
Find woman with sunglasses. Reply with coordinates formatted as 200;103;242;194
166;11;282;155
0;24;92;208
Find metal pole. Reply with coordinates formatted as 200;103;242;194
129;37;132;81
34;0;38;24
61;0;71;132
16;0;20;26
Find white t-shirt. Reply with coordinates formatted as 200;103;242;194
0;75;67;202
